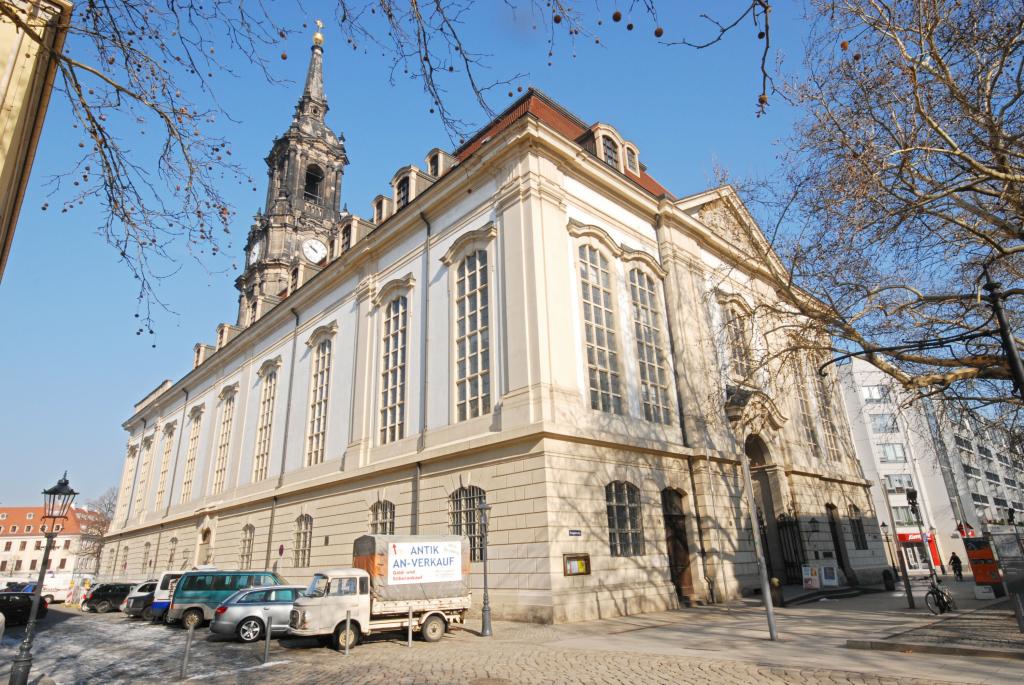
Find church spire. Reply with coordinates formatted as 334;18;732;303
298;20;327;119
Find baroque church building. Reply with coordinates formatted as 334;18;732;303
105;32;888;622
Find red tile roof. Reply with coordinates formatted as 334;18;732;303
454;88;674;200
0;507;87;536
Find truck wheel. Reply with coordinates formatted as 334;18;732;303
420;615;446;643
332;622;359;651
182;609;204;630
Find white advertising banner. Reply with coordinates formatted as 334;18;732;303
387;540;463;585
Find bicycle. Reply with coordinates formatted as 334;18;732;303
924;577;957;615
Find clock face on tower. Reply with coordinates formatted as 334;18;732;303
302;238;328;263
248;240;262;266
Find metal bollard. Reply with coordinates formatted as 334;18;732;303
344;610;351;656
407;607;413;647
180;624;195;680
263;621;272;663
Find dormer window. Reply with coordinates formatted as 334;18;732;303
376;199;384;223
26;512;33;520
397;177;410;208
304;164;324;204
342;225;352;252
602;136;620;169
626;148;638;173
429;153;440;177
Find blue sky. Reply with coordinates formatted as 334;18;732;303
0;3;806;504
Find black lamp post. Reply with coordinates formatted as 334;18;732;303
9;473;78;685
906;488;938;583
478;501;492;637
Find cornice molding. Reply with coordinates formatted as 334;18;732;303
218;382;239;400
189;404;205;420
372;272;415;308
257;355;283;378
567;219;667;278
440;224;497;266
305;320;338;348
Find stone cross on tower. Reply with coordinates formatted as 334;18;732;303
235;22;348;327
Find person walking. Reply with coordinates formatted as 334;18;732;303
948;552;964;582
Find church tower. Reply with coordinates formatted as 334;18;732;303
236;25;347;327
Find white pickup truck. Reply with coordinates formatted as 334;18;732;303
288;535;471;650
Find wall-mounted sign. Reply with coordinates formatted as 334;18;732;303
563;553;590;576
568;529;582;537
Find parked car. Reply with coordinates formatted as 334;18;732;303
150;571;186;622
81;583;134;613
169;571;286;629
122;580;158;618
0;592;48;625
2;582;28;592
209;585;305;642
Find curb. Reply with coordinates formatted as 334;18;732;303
846;638;1024;661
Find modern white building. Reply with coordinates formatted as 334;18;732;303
840;357;1024;574
103;31;888;623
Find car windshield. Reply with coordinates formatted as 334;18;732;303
305;575;329;597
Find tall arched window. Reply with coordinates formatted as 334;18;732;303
602;136;620;169
294;514;313;567
180;407;204;503
253;366;278;481
396;176;410;207
606;481;645;557
154;423;176;510
815;371;843;461
722;303;753;380
369;500;395;535
117;444;139;524
239;524;255;570
211;389;236;494
449;486;486;561
141;542;151;571
166;537;178;569
119;545;130;574
578;244;622;414
306;337;333;466
133;438;155;520
455;250;490;421
380;296;408;444
628;269;671;424
304;164;324;203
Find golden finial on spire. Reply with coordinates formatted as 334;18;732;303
313;19;324;46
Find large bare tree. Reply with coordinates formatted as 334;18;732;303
722;0;1024;418
76;486;116;574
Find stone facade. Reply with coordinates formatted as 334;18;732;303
103;34;888;623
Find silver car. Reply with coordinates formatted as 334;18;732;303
209;585;305;643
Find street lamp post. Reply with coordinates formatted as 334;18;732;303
9;473;78;685
478;501;492;638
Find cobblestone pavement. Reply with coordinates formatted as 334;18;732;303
0;607;984;685
884;601;1024;652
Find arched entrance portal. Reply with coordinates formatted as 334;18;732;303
660;488;694;602
745;435;805;585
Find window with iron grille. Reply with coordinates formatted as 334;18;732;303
578;245;622;414
369;500;395;535
606;481;645;557
306;339;332;465
629;269;671;424
449;486;486;561
294;515;313;567
849;506;868;550
211;392;236;494
602;136;619;168
133;438;154;519
455;250;490;421
397;177;410;207
180;414;203;503
253;370;277;481
380;296;408;444
239;525;255;570
154;425;175;510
